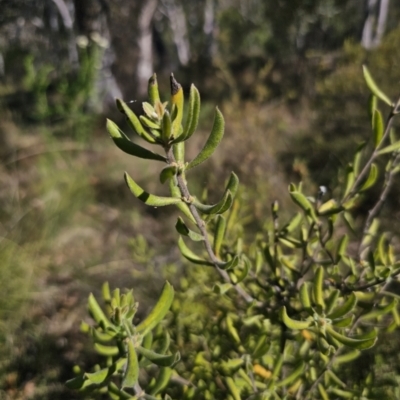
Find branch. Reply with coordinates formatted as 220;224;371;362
165;147;259;305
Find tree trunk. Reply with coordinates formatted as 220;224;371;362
162;0;191;66
137;0;158;96
373;0;390;47
361;0;390;49
73;0;122;109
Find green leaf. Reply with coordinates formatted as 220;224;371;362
136;281;174;336
175;217;204;241
213;283;233;295
234;255;250;283
143;102;158;120
327;293;357;319
150;367;173;396
281;212;303;234
335;234;349;263
325;325;377;349
360;163;378;191
276;362;305;387
116;98;157;143
186;107;225;170
140;115;160;130
289;186;318;222
148;74;161;105
220;255;239;271
161;110;172;141
125;172;182;206
194;172;239;215
122;340;139;389
225;377;242;400
362;65;392;107
194;191;233;215
300;283;312;314
178;236;214;266
313;266;325;310
159;165;177;184
213;215;226;257
372;109;384;147
85;363;117;385
173;84;201;143
343;164;355;198
94;343;119;356
280;306;312;330
88;293;112;329
377;140;400;155
137;347;180;367
107;119;166;162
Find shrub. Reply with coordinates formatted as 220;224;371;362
68;69;400;399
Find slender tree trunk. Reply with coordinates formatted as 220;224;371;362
137;0;158;96
162;0;191;66
73;0;122;109
361;0;390;49
373;0;390;47
361;0;377;49
51;0;79;67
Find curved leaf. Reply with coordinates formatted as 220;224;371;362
159;164;177;184
373;109;384;147
194;191;233;215
137;347;180;367
173;84;201;143
327;293;357;320
360;163;378;191
122;340;139;389
178;236;214;266
186;107;225;170
116;98;157;143
362;65;392;107
280;306;312;330
377;140;400;155
175;217;203;241
107;119;166;162
125;172;182;206
136;281;174;336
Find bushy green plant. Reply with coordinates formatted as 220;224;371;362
69;69;400;399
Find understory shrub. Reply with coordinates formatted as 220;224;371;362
68;68;400;399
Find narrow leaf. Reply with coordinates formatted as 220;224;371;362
136;281;174;336
186;107;225;170
280;306;312;330
327;293;357;319
178;236;214;266
148;74;161;105
360;163;378;191
107;119;166;162
372;109;384;147
125;172;182;206
122;340;139;389
173;84;201;143
159;165;177;184
362;65;392;106
150;367;173;396
175;217;203;241
377;140;400;155
116;99;157;143
213;215;226;257
137;347;180;367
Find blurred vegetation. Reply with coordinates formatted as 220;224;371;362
1;0;400;398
